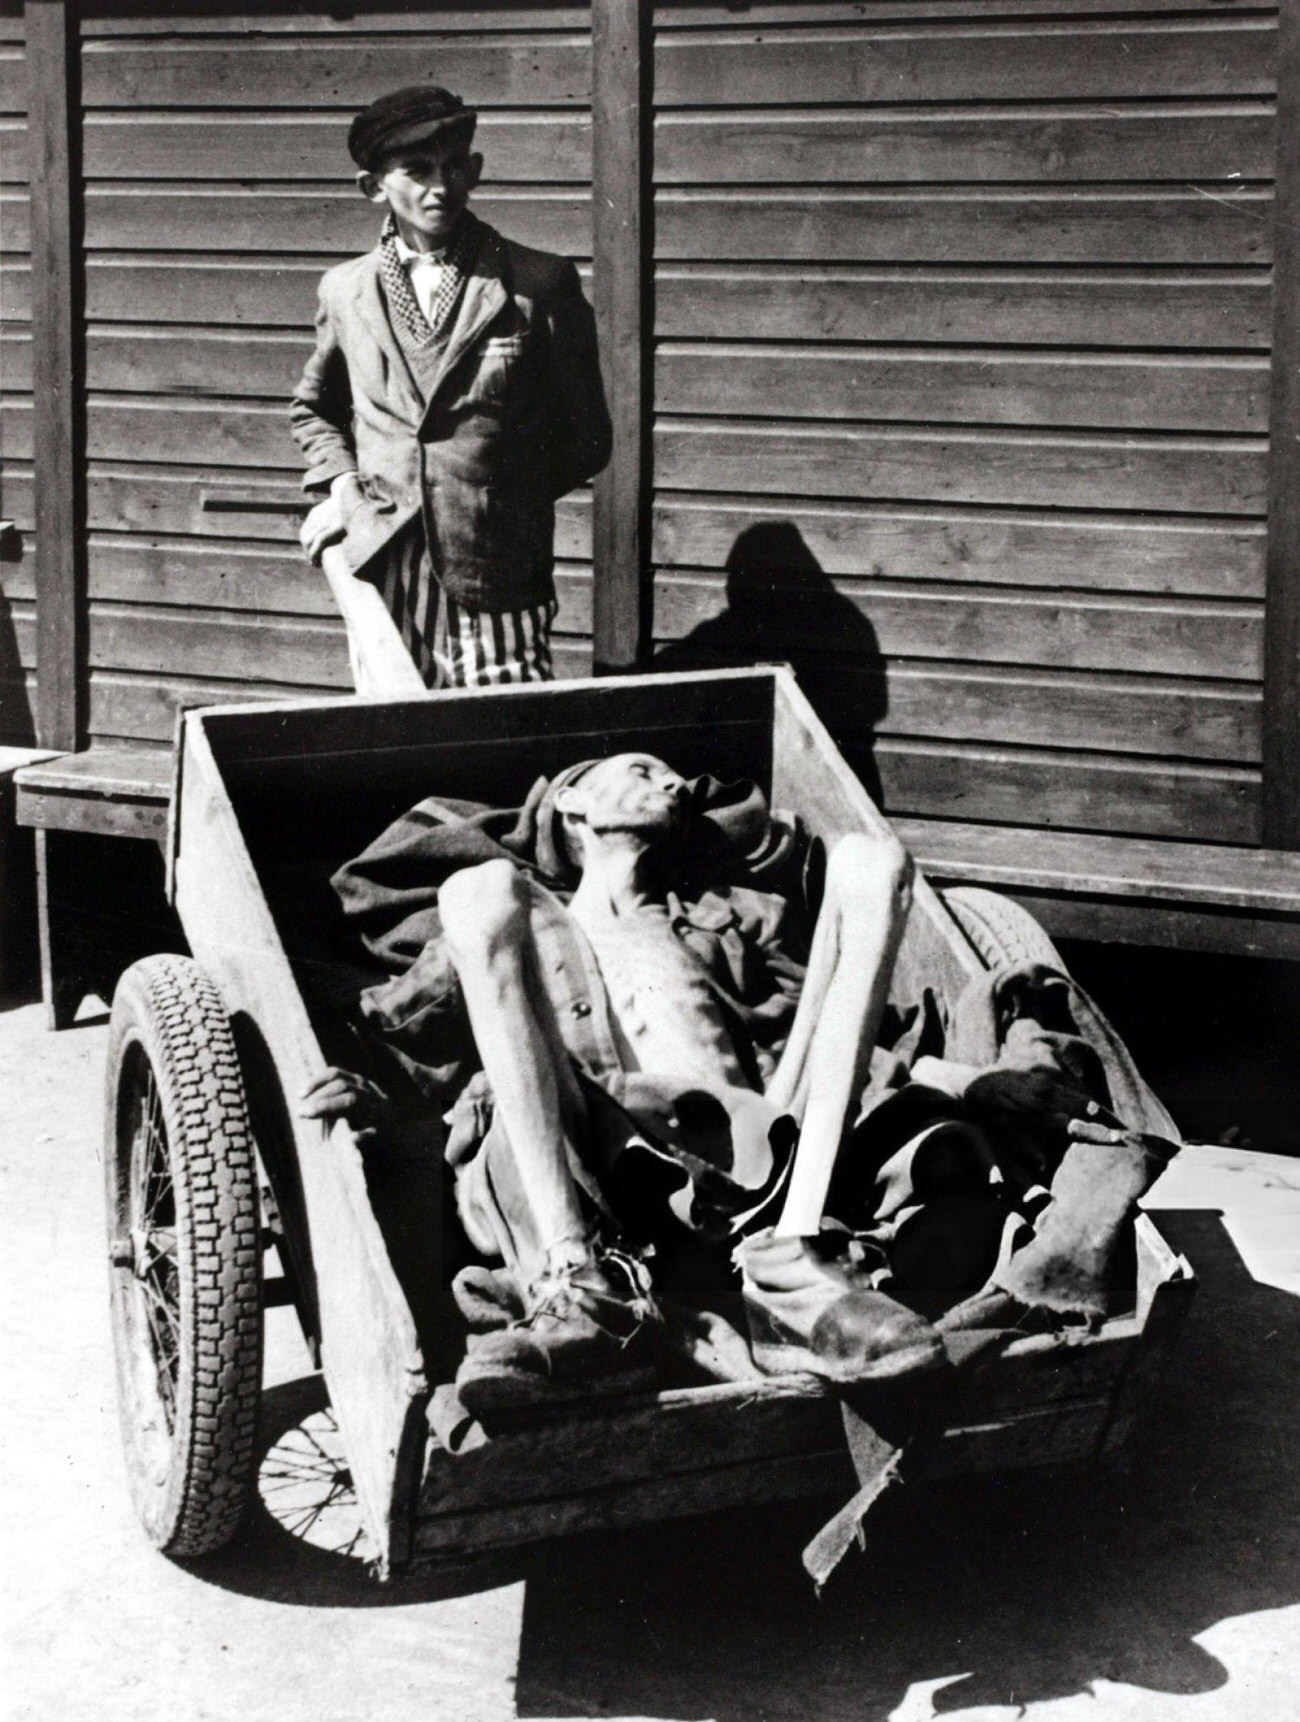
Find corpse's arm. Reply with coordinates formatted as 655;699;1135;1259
767;831;914;1237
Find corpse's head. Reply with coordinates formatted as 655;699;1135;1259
553;754;689;867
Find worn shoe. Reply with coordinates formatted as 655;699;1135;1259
455;1242;662;1415
738;1229;945;1384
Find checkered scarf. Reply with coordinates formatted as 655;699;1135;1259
378;210;480;357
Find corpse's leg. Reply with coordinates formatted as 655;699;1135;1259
766;832;913;1236
440;859;589;1264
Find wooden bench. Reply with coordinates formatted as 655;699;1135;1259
13;748;181;1028
894;818;1300;961
7;543;379;1029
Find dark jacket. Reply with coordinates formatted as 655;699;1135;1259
290;221;612;612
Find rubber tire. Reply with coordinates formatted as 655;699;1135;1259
105;954;262;1558
941;885;1065;972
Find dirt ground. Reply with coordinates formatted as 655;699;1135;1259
2;980;1298;1722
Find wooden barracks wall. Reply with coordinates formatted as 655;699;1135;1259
0;2;595;748
646;0;1278;845
1;1;33;737
0;0;1292;852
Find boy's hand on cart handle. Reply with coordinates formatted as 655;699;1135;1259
300;473;361;565
299;1066;391;1136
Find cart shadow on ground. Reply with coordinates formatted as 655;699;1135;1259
195;1212;1298;1721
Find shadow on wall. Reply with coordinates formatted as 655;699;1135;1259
651;521;888;804
0;530;36;746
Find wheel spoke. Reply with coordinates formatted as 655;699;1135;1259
141;1284;180;1365
258;1408;369;1561
139;1286;178;1421
146;1226;178;1264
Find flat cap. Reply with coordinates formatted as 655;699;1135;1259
347;85;478;171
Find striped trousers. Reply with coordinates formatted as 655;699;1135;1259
378;522;557;688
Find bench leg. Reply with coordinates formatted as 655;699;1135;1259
35;831;87;1030
34;828;184;1031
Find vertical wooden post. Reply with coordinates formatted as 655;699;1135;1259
1262;0;1300;848
25;0;83;753
591;0;650;674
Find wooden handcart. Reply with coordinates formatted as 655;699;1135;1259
103;662;1194;1577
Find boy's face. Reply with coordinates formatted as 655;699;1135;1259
359;135;482;249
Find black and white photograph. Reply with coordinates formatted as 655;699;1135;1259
1;2;1297;1718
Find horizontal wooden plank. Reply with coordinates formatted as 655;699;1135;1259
0;456;30;531
80;186;590;256
658;343;1270;434
646;568;1262;678
8;396;1267;518
655;264;1273;350
656;103;1275;185
81;7;593;32
85;327;304;400
2;396;35;460
0;188;27;251
1009;890;1300;958
654;187;1273;266
82;111;591;182
1;257;1269;347
657;3;1282;23
874;737;1261;842
86;602;350;687
654;19;1277;106
5;534;586;625
0;460;597;553
87;669;332;745
421;1377;841;1518
650;494;1265;599
0;262;24;319
82;535;339;616
655;641;1260;759
894;816;1300;912
69;1;1263;29
416;1447;853;1556
2;253;593;329
17;787;171;839
79;34;592;107
851;662;1261;761
1;325;29;388
16;398;1263;517
654;418;1268;516
14;744;173;799
0;47;22;116
31;327;1265;429
0;119;26;185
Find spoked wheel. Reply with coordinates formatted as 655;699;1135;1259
105;955;262;1558
259;1403;372;1563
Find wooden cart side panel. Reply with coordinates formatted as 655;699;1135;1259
195;665;776;769
771;668;982;1011
176;713;427;1573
